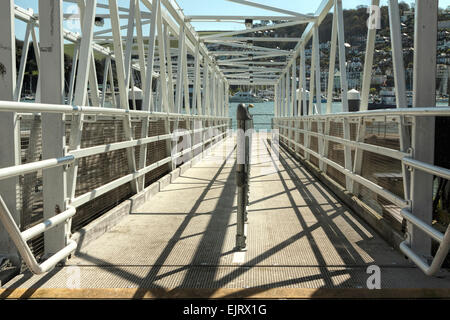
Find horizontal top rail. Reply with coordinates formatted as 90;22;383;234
0;156;75;181
0;101;230;120
0;196;77;274
275;107;450;119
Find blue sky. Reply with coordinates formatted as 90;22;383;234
13;0;450;40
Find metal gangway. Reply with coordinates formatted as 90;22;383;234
0;0;450;297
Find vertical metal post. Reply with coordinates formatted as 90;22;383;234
300;45;307;116
138;0;159;191
309;28;316;115
290;61;296;149
336;0;352;191
155;4;173;171
109;0;139;193
336;0;348;112
135;0;147;91
77;1;100;107
67;0;97;201
39;0;68;257
164;23;175;113
360;0;379;110
291;59;297;117
326;4;338;114
284;72;289;116
182;42;190;115
410;0;437;259
175;25;186;115
353;0;379;195
15;22;32;101
236;103;252;250
389;0;411;201
68;42;80;106
193;43;201;115
124;0;136;91
313;25;321;114
0;0;21;267
100;55;111;108
388;0;407;109
30;24;41;103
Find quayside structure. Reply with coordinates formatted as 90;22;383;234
0;0;449;298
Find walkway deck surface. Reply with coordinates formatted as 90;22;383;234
2;132;450;297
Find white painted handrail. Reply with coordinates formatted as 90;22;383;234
274;108;450;276
0;196;76;274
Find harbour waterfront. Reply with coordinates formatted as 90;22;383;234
229;101;450;131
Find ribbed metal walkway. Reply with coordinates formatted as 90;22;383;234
2;133;449;297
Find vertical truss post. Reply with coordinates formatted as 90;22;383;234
274;83;278;117
193;42;201;115
284;72;289;116
109;0;139;193
388;0;407;109
326;4;338;114
299;45;307;116
279;76;283;117
183;42;190;115
281;80;284;117
143;0;159;112
175;24;186;114
309;28;316;116
135;0;147;91
68;42;80;106
289;60;296;149
108;57;117;108
183;42;191;162
353;0;379;195
124;0;136;91
155;4;174;171
30;24;41;103
225;82;229;122
313;24;321;114
164;23;175;113
389;0;411;200
0;0;21;267
410;0;437;259
291;59;297;117
67;0;97;201
138;0;159;191
212;71;217;117
39;0;68;257
77;0;100;107
336;0;352;190
336;0;348;112
101;55;111;108
15;22;32;102
174;24;186;168
202;63;210;155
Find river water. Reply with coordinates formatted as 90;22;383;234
229;101;450;131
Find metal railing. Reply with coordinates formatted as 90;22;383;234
273;107;450;276
0;101;230;274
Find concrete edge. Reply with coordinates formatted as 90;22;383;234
278;141;406;252
70;133;231;253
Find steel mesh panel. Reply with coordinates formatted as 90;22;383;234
309;121;319;167
203;120;212;149
19;116;44;257
144;119;169;186
71;119;134;231
326;121;346;188
357;122;404;226
298;121;304;157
